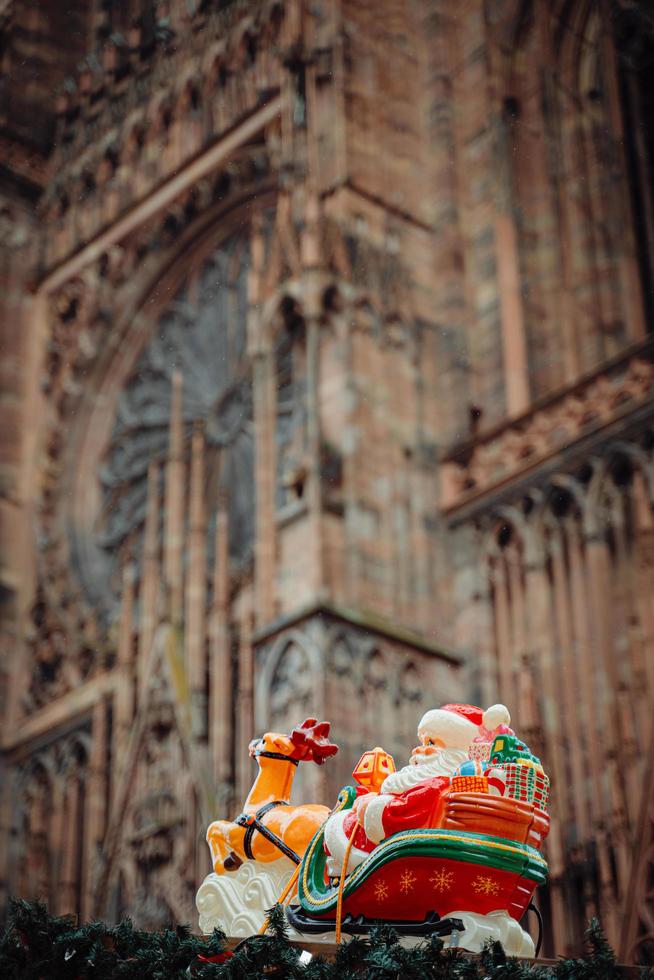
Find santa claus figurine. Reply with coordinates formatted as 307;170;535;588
324;702;511;877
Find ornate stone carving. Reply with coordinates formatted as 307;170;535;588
105;674;198;928
39;1;287;270
441;345;654;511
8;732;91;914
23;587;110;713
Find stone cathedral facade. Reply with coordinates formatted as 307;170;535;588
1;0;654;962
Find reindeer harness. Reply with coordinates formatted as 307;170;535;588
235;746;302;864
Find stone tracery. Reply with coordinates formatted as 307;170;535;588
471;437;654;950
94;230;255;615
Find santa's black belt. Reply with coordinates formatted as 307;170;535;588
235;800;301;864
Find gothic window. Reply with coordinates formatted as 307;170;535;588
268;641;314;731
82;231;254;619
397;659;422;752
502;0;651;395
613;4;654;330
362;649;393;753
267;640;316;802
327;636;361;788
274;299;307;511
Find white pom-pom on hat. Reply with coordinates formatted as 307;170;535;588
482;704;511;731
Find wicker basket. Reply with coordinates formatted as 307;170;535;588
441;791;550;849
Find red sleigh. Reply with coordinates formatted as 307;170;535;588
286;782;550;945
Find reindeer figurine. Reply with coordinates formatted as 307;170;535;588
207;718;338;874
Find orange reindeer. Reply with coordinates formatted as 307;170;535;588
207;718;339;874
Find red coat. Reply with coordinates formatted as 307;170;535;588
341;775;451;851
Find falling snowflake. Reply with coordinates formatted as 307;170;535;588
429;868;454;892
374;880;389;901
471;875;500;896
399;870;416;895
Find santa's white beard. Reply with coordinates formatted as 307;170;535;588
380;748;468;794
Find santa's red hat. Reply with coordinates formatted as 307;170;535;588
417;703;511;750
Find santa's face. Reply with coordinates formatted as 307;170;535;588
409;730;445;766
380;736;469;795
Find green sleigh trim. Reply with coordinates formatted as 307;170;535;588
297;786;548;915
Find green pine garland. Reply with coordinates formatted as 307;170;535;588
0;899;651;979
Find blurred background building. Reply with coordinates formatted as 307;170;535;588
1;0;654;961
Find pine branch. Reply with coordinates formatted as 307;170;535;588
0;899;645;979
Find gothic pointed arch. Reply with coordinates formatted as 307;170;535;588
495;0;649;400
255;629;322;731
255;630;322;803
28;172;277;717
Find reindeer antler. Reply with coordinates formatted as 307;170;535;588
290;718;339;765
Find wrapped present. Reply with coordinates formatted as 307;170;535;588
489;734;540;767
451;774;488;794
457;759;488;778
502;762;550;809
486;766;507;797
469;739;493;762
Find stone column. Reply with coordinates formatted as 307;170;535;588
83;699;108;920
139;461;160;698
305;312;324;596
164;370;185;625
49;775;67;914
210;500;232;790
186;427;208;739
567;521;605;829
253;351;277;626
524;550;568;953
236;601;254;805
550;530;589;840
491;557;516;710
495;211;530;415
115;564;135;764
249;215;276;628
59;775;82;915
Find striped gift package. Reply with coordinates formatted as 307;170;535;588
502;762;550;809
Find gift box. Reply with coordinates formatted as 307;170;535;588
469;740;493;763
502;762;550;809
451;775;488;794
457;760;488;778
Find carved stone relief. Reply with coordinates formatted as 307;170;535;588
268;642;314;730
7;732;91;915
110;678;198;928
255;613;459;803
